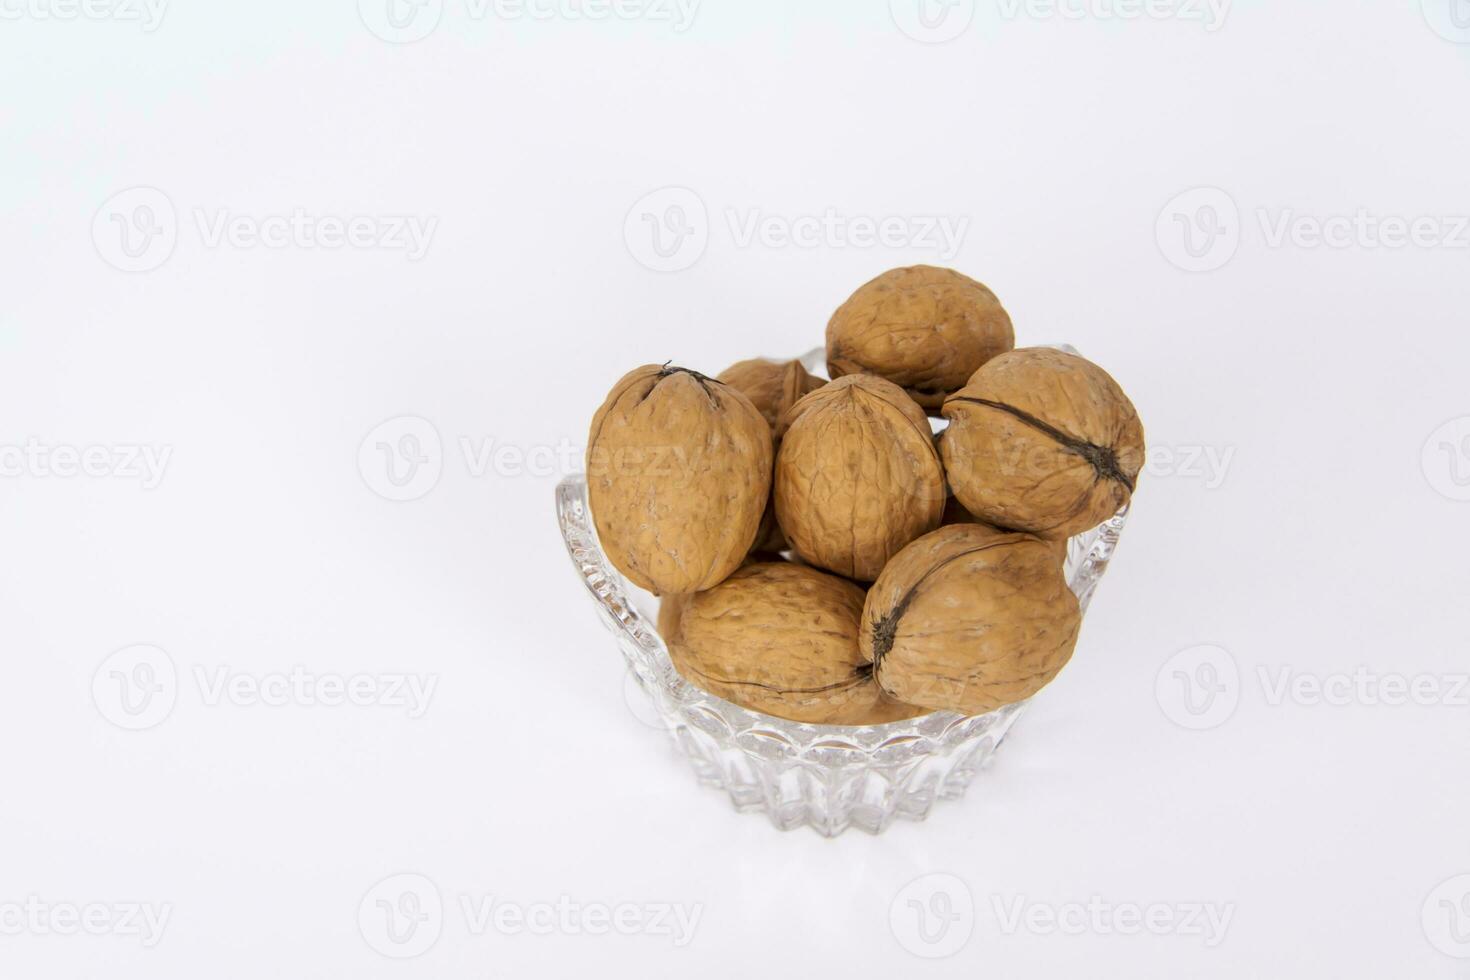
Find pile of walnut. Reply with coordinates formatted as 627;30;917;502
586;265;1145;726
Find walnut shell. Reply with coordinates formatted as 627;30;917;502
717;357;826;553
940;348;1144;540
940;493;983;528
941;496;1068;560
655;551;781;638
586;364;772;595
716;358;826;438
827;266;1014;410
656;593;690;639
827;694;931;725
774;375;945;581
667;562;884;724
860;524;1081;715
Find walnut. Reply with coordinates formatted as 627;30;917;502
940;347;1144;539
716;357;826;438
656;593;690;639
827;694;931;725
666;562;887;723
717;357;826;553
586;364;772;595
860;524;1080;715
774;375;945;581
941;493;982;528
827;265;1014;410
941;495;1067;559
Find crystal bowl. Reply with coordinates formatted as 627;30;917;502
556;348;1129;836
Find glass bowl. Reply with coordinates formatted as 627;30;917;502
556;347;1129;836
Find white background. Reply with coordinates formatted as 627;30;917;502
3;1;1469;977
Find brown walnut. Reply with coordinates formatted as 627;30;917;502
667;562;887;724
940;495;1068;560
828;694;931;725
586;364;772;595
656;593;690;639
774;375;945;582
860;524;1080;715
717;357;826;552
716;358;826;438
827;265;1014;410
940;348;1144;540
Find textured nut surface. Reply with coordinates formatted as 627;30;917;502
826;694;931;726
717;357;826;552
827;265;1014;410
668;562;884;723
774;375;945;581
861;524;1080;715
940;348;1144;539
940;495;1068;560
656;593;690;639
586;364;772;595
717;358;826;438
